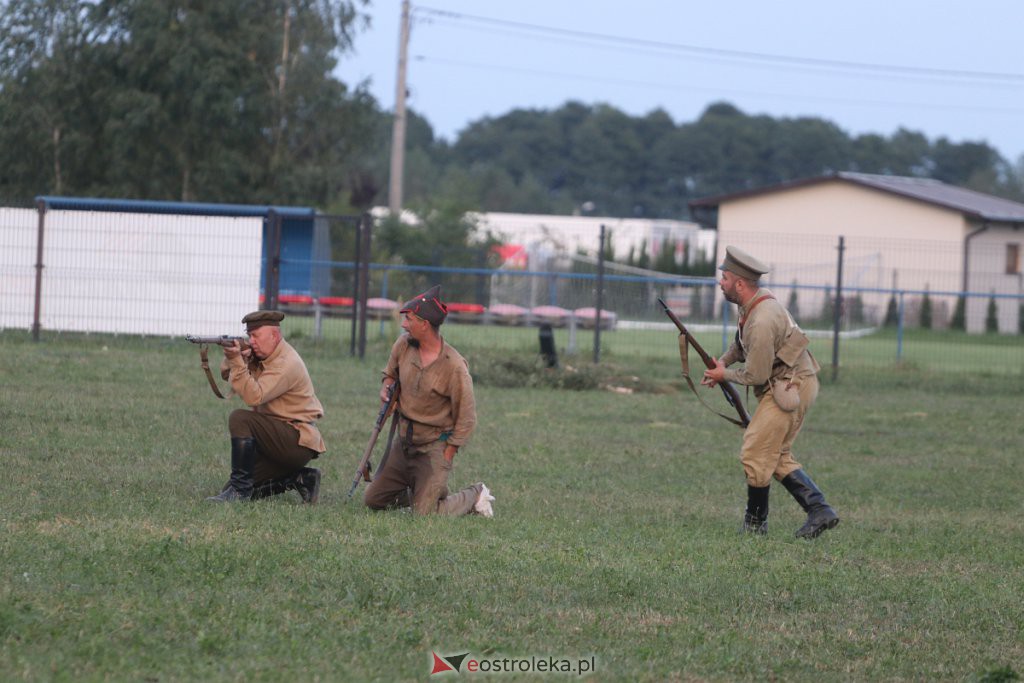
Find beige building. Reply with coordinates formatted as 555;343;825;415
689;172;1024;333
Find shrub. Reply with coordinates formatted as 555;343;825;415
950;296;966;331
787;282;799;322
986;294;999;333
883;295;899;327
920;291;933;329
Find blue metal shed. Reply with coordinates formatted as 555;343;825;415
35;196;326;296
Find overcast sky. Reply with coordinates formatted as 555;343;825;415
337;1;1024;164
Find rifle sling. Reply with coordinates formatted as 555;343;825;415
677;334;746;428
197;344;233;400
373;410;401;479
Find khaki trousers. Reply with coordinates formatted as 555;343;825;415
363;436;480;516
740;375;819;487
228;409;316;483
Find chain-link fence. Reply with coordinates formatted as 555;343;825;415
4;203;1022;376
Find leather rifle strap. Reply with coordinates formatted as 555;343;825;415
677;334;745;428
198;345;231;399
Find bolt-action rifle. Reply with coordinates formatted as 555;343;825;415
657;298;751;428
185;334;251;399
347;381;401;500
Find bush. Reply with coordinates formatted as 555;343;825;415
883;295;899;327
847;294;865;325
986;294;999;333
950;296;966;331
820;287;834;323
787;282;800;322
920;291;933;329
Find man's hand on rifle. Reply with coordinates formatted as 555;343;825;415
380;378;396;404
223;339;246;361
701;358;726;388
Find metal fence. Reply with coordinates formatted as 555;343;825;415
4;206;1022;376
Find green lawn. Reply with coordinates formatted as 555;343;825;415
291;315;1024;376
0;331;1021;681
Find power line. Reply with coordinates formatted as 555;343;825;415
415;55;1024;118
413;4;1024;85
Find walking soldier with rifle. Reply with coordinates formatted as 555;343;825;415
188;310;325;503
697;247;839;539
362;285;495;517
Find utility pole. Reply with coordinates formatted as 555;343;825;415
388;0;410;214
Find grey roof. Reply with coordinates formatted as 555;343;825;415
690;172;1024;223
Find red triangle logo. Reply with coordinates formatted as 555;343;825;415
431;651;455;675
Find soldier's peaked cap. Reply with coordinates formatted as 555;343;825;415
242;309;285;331
719;246;770;281
400;285;448;326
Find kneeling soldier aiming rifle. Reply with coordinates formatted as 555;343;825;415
186;310;325;503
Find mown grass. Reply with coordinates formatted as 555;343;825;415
287;314;1024;377
0;330;1021;681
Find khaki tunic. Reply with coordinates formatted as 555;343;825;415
221;339;326;453
720;288;820;487
382;335;476;448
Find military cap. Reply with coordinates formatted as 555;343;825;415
242;309;285;331
400;284;448;326
719;246;770;281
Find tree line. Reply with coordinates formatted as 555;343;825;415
4;0;1024;230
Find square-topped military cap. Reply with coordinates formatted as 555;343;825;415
400;285;448;326
242;309;285;332
719;246;770;281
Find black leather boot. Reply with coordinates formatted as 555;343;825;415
781;469;839;539
250;467;320;503
742;484;770;534
292;467;321;504
206;437;256;502
251;477;290;500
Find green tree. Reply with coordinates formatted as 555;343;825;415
950;296;966;331
883;294;899;327
0;0;375;205
820;287;834;324
985;294;999;333
919;290;933;329
654;239;678;273
847;293;865;325
787;282;800;322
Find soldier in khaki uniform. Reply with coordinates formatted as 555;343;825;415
206;310;325;503
702;247;839;538
364;285;494;517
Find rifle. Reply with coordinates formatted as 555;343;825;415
185;334;251;399
657;298;751;428
347;381;401;500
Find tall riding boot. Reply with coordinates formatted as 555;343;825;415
251;477;291;500
250;467;320;503
291;467;321;504
781;469;839;539
206;437;256;502
742;484;770;534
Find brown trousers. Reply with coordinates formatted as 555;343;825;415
740;375;819;487
228;409;317;483
363;435;480;516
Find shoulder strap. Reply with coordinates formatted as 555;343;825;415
738;294;776;331
198;345;233;400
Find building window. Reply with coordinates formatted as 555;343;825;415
1007;243;1021;275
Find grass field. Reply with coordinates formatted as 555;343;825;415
1;330;1022;681
288;315;1024;377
